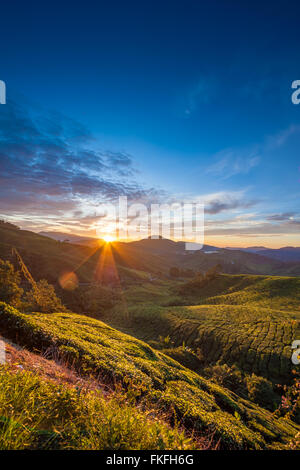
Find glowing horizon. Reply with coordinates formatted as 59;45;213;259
103;234;117;243
23;225;300;249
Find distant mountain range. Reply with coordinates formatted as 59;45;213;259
39;231;102;246
0;226;294;280
41;231;300;264
226;246;300;262
126;237;300;276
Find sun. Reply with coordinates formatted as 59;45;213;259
103;235;116;243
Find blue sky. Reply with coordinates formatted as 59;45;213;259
0;0;300;246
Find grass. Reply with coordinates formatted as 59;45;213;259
122;279;176;305
0;366;194;450
0;302;299;449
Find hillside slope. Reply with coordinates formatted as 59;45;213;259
128;238;300;276
0;223;170;284
0;302;298;449
234;246;300;263
182;274;300;311
107;275;300;384
0;367;192;450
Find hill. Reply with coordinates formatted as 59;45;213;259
39;231;102;246
0;223;171;284
254;247;300;263
128;238;300;276
227;246;300;263
0;343;193;450
0;302;298;449
106;275;300;384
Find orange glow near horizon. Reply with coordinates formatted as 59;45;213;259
43;228;300;250
205;234;300;249
103;234;117;243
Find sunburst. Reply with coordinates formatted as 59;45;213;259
103;235;116;243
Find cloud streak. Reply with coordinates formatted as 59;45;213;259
206;149;260;180
196;191;259;215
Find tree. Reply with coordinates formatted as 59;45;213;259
84;284;116;315
205;264;222;281
0;259;23;306
58;283;118;316
177;272;206;295
25;279;66;313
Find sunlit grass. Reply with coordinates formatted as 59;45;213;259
0;366;194;450
0;302;299;449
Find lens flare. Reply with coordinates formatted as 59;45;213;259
58;271;78;290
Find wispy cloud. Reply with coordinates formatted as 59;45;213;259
204;210;300;237
205;219;300;236
206;149;260;180
204;193;258;215
204;122;300;183
265;125;300;150
190;190;259;215
266;212;297;221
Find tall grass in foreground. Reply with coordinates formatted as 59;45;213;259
0;366;196;450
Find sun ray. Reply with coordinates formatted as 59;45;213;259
94;242;120;284
58;241;104;289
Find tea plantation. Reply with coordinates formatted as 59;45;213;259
0;302;299;449
107;275;300;384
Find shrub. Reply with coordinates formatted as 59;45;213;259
159;335;173;347
204;363;246;395
177;265;223;295
60;284;117;316
245;374;279;410
85;284;116;314
177;273;206;295
161;346;204;372
275;371;300;423
205;264;222;281
25;280;66;313
0;259;23;307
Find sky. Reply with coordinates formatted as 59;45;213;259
0;0;300;247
